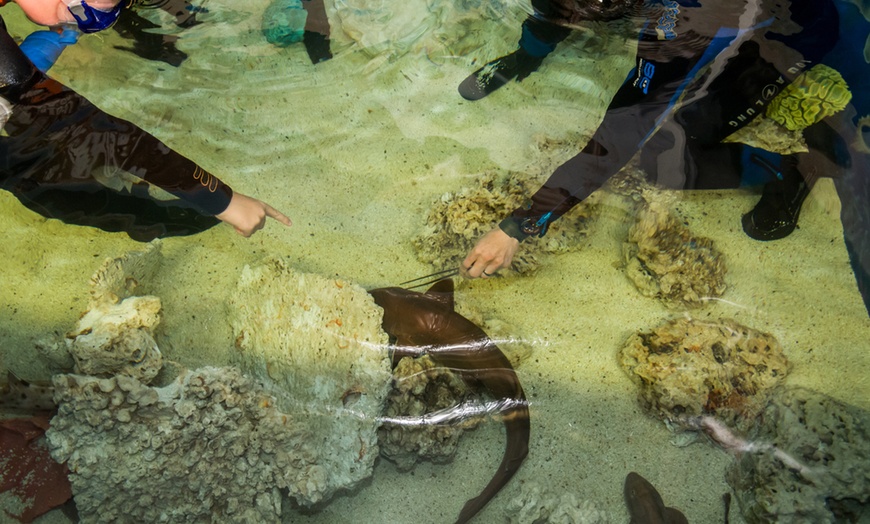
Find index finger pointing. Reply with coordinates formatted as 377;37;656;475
266;205;293;227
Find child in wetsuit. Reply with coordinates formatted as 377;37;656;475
0;14;291;240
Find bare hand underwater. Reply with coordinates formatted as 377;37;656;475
217;193;293;238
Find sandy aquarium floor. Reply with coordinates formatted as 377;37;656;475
2;1;869;523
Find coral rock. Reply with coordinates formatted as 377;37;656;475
66;295;163;383
228;259;392;503
64;241;165;383
619;317;789;430
46;368;325;523
623;198;726;308
88;240;162;307
727;387;870;523
378;355;478;470
414;171;593;275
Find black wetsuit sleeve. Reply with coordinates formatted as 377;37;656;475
500;33;713;240
500;0;840;241
1;16;233;216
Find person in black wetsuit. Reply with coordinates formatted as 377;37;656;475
459;0;846;279
1;15;292;241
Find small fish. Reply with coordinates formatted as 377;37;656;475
369;278;529;524
0;372;57;415
624;472;688;524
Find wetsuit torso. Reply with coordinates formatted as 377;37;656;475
501;0;840;239
0;15;233;240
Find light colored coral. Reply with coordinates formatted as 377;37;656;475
66;295;163;383
413;171;594;275
507;482;611;524
727;387;870;523
378;355;478;470
46;367;327;523
623;197;726;308
619;317;789;431
87;240;162;308
61;241;165;383
228;258;392;499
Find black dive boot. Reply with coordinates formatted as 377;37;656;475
742;154;815;241
458;49;544;101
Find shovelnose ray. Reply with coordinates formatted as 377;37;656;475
369;278;530;524
624;472;689;524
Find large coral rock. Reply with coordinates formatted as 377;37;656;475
623;198;727;308
228;259;392;501
47;368;324;523
727;387;870;523
378;355;477;470
619;317;789;430
414;171;594;275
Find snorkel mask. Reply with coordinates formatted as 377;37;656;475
65;0;129;33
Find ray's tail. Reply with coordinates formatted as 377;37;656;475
454;400;530;524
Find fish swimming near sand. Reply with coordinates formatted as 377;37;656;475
369;278;530;524
624;472;689;524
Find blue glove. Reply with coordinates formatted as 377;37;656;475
19;28;80;73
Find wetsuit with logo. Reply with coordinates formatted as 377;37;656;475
0;15;233;241
500;0;841;240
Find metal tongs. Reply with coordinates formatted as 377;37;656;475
398;268;459;290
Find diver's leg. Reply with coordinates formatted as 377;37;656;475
742;121;848;240
302;0;332;64
458;0;570;100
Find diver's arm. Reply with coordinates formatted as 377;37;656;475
3;16;291;236
461;30;708;277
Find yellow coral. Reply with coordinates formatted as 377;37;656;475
766;64;852;131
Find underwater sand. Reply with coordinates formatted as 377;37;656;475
1;1;868;522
